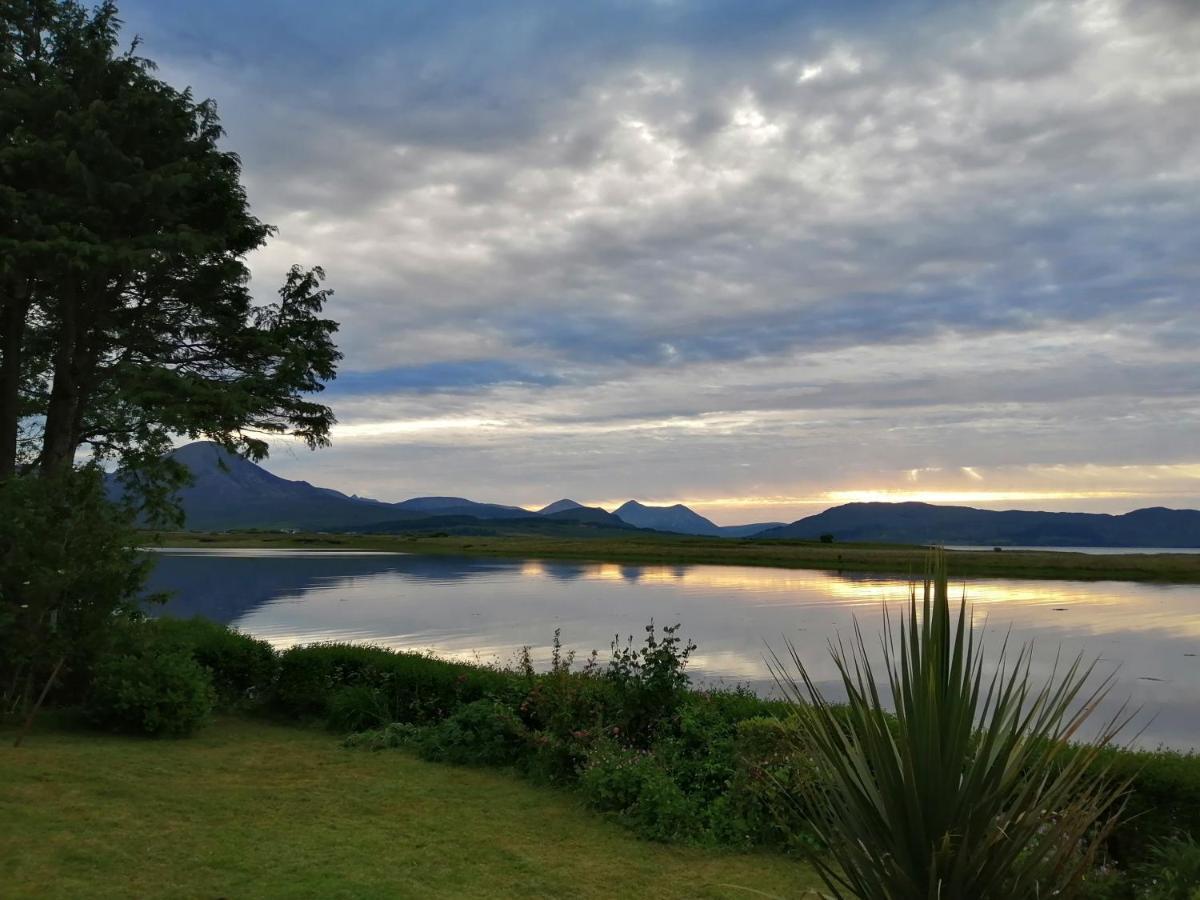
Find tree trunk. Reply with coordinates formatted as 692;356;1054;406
0;280;30;480
40;292;83;475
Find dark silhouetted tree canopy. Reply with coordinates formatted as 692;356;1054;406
0;0;341;504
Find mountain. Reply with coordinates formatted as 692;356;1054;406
393;496;537;519
614;500;722;536
538;499;584;515
543;505;628;526
719;522;786;538
756;502;1200;548
144;442;409;531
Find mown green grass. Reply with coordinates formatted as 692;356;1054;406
152;529;1200;583
1;715;821;899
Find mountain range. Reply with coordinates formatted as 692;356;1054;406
757;502;1200;548
123;442;1200;547
128;442;779;537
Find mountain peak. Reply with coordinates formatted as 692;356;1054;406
539;499;584;515
613;500;721;536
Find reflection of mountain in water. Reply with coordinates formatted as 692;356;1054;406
145;553;543;624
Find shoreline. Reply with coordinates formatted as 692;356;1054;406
146;530;1200;583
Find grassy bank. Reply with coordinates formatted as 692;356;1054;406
1;715;820;899
152;529;1200;582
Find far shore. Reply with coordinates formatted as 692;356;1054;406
147;530;1200;583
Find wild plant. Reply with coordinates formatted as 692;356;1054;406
772;551;1132;900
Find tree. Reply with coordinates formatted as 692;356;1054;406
0;0;340;497
0;0;341;726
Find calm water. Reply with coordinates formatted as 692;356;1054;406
145;549;1200;750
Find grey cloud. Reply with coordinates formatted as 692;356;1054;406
113;0;1200;512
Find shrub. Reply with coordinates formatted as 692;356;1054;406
517;630;615;742
87;646;216;736
1085;746;1200;864
521;730;593;783
650;694;738;803
418;699;529;767
604;622;696;744
1135;834;1200;899
274;642;510;726
579;740;700;842
151;617;278;706
327;684;395;733
1;467;150;725
716;716;822;850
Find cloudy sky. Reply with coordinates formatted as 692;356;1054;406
120;0;1198;524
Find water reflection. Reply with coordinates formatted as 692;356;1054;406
145;549;1200;749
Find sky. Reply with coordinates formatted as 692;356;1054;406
117;0;1199;525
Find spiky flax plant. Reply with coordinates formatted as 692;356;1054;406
771;551;1131;900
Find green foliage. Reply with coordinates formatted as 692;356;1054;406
1087;745;1200;864
604;621;696;744
773;550;1130;900
1136;835;1200;900
274;642;511;725
1;0;339;512
151;617;277;706
517;629;614;741
86;644;216;736
579;739;700;842
715;715;822;850
418;699;530;767
0;467;148;717
326;684;396;733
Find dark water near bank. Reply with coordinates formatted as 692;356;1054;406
145;549;1200;750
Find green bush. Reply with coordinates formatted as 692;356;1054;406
718;716;821;850
521;730;593;783
151;617;278;706
604;622;696;744
579;740;699;842
649;694;738;803
1;467;150;719
274;643;511;725
1087;746;1200;864
418;699;529;767
87;647;216;736
1135;834;1200;899
327;684;396;733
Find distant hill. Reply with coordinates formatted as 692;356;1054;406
393;496;537;519
116;443;664;535
133;442;409;532
611;500;778;537
720;522;786;538
614;500;722;536
756;502;1200;548
543;505;629;527
344;512;638;538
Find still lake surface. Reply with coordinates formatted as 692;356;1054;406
146;549;1200;750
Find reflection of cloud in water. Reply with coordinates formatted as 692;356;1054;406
147;550;1200;749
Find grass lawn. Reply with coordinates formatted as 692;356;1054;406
1;716;822;899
